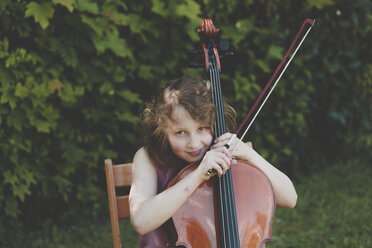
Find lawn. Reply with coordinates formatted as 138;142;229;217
6;159;371;248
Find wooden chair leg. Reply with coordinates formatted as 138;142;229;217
105;159;122;248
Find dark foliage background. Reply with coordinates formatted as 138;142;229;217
0;0;371;242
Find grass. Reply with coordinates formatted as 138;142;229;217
268;159;372;248
4;159;371;247
2;218;138;248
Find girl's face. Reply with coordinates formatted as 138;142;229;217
166;105;213;163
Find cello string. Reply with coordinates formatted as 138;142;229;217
210;64;228;248
210;61;219;135
216;66;240;247
212;65;232;246
213;61;240;247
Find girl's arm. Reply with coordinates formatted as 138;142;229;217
213;133;298;208
129;146;231;235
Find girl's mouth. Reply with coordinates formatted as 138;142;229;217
188;149;202;157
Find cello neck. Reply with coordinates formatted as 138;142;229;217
200;19;241;248
209;62;226;137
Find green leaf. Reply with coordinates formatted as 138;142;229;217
151;0;170;17
0;38;9;59
5;198;19;218
235;19;254;35
176;0;200;38
99;82;114;95
14;83;29;98
12;184;31;202
176;0;200;21
101;10;128;26
49;78;64;92
59;45;78;68
6;109;26;131
25;2;55;30
53;175;73;201
81;15;107;36
4;170;19;187
52;0;75;12
28;117;53;133
5;48;36;68
58;84;77;102
75;0;99;14
115;111;140;124
118;89;141;103
256;59;271;73
138;65;152;80
268;45;284;60
307;0;334;9
124;14;152;34
0;91;17;109
221;24;246;47
93;33;132;58
61;144;87;163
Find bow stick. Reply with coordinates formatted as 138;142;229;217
207;19;315;176
235;19;315;142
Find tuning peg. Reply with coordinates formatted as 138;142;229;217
188;49;203;55
189;62;204;68
219;51;234;59
219;40;230;51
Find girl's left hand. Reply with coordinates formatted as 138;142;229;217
211;132;251;161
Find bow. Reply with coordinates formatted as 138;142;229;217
226;19;315;148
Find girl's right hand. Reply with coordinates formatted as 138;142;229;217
196;146;233;182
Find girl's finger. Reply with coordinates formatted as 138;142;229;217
211;139;232;150
215;155;230;172
204;153;230;177
214;132;233;143
212;145;231;159
210;161;223;177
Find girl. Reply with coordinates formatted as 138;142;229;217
129;77;297;247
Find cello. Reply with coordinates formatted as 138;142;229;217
167;19;314;248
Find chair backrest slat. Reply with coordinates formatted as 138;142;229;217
112;164;132;187
105;159;132;248
117;195;130;219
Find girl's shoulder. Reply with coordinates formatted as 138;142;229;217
133;147;178;190
134;146;147;160
133;147;157;175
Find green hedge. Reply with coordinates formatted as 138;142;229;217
0;0;371;234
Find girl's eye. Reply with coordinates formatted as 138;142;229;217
176;130;184;135
199;127;209;131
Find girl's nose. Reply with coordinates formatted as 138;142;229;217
187;134;199;148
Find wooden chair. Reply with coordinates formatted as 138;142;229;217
105;159;132;248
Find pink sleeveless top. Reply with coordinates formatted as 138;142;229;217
139;166;179;248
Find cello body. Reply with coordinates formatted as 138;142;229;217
168;160;275;248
